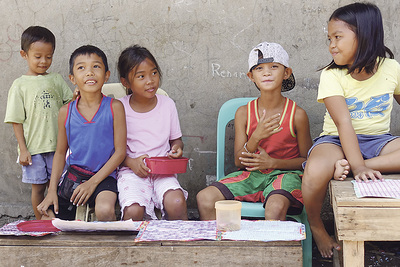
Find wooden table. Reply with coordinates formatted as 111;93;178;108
330;175;400;267
0;232;302;266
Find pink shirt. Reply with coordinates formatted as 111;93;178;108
118;94;182;173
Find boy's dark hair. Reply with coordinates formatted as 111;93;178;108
69;45;109;75
117;45;162;95
21;26;56;52
325;2;393;74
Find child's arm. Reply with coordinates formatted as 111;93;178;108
122;137;184;176
324;96;382;181
37;105;69;216
122;155;151;178
233;106;281;168
71;99;127;207
240;107;312;171
168;137;184;158
12;123;31;166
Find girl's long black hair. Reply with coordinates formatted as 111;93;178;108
324;2;394;74
117;45;162;95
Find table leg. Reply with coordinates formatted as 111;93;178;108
343;240;364;267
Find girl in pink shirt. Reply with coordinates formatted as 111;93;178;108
117;45;188;220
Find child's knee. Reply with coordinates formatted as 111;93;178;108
123;204;144;221
196;187;219;209
265;194;290;220
196;189;206;205
95;203;115;221
164;189;186;208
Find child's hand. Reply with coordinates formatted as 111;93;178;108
126;155;150;178
239;146;274;171
353;166;383;182
167;145;183;159
71;179;97;206
37;190;59;216
19;149;32;166
253;111;282;141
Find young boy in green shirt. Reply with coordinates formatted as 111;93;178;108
4;26;73;219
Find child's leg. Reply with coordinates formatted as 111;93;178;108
31;183;48;219
163;189;188;220
90;176;118;221
302;143;343;258
122;203;145;221
152;175;188;220
196;186;226;220
365;138;400;172
264;194;290;221
94;190;117;221
118;172;157;220
263;170;303;221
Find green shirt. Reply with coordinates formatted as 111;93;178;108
4;73;73;155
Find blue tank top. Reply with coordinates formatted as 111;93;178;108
65;95;116;178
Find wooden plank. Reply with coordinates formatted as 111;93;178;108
0;245;302;266
334;207;400;241
330;176;400;207
342;240;364;267
0;234;302;267
0;233;300;247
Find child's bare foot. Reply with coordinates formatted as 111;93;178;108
311;225;341;258
333;159;349;180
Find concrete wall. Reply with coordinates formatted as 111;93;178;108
1;0;400;219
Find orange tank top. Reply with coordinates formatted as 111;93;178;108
246;97;300;159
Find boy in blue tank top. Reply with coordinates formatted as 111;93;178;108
37;45;127;221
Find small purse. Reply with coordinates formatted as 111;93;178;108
57;165;95;201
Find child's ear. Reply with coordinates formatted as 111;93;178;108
104;70;111;83
284;67;293;80
20;50;27;59
247;71;254;82
69;74;76;85
120;77;130;88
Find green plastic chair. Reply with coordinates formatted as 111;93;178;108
216;97;312;267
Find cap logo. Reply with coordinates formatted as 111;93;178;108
258;57;274;65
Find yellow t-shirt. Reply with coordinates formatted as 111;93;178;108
318;58;400;136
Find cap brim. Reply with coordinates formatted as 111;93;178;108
281;73;295;92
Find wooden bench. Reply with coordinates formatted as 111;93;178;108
330;175;400;267
0;232;302;266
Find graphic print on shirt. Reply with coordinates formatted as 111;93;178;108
346;93;390;119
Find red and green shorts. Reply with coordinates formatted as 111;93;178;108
212;169;303;215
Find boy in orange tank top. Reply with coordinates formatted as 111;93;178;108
197;42;312;221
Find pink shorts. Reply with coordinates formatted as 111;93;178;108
117;170;188;220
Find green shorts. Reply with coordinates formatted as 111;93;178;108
212;169;303;215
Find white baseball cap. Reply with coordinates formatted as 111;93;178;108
248;42;295;92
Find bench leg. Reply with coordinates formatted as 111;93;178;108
343;240;364;267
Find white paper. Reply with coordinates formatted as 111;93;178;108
52;218;142;232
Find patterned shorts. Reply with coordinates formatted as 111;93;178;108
212;169;303;215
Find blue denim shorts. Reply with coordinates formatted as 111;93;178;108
308;134;399;159
21;152;54;184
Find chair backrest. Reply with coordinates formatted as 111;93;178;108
216;97;256;180
102;83;168;98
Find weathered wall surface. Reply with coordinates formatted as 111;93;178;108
1;0;399;219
